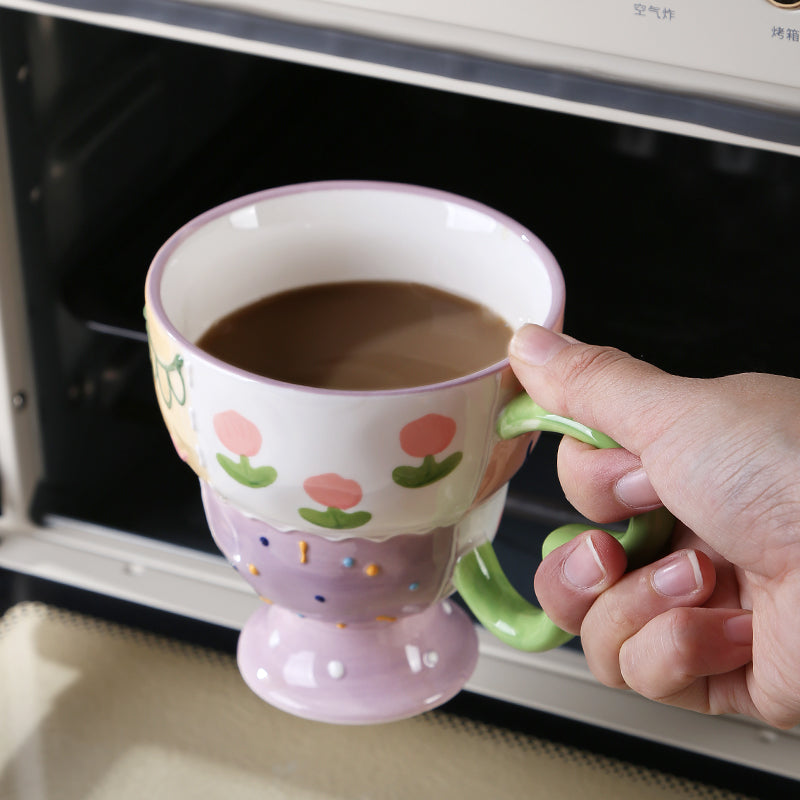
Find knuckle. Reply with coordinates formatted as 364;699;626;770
554;346;634;420
579;589;645;690
660;606;700;662
558;346;629;396
601;598;640;633
618;608;699;701
589;577;647;635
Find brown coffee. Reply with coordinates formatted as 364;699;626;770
196;280;512;391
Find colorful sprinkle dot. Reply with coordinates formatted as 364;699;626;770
247;563;260;576
327;660;345;680
365;563;380;577
342;557;355;568
423;651;439;668
336;623;347;629
259;536;269;546
259;596;273;604
299;541;309;564
314;595;326;603
409;582;420;591
375;615;397;623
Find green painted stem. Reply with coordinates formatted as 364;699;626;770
452;393;675;652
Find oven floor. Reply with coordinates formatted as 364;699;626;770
0;602;751;800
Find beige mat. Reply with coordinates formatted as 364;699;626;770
0;602;750;799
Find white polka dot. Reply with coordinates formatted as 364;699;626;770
256;667;268;680
442;601;453;615
327;660;345;680
268;630;280;649
423;651;439;668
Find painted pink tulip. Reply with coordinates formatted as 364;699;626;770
213;410;262;457
399;414;457;458
303;473;363;510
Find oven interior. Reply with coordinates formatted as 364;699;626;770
2;9;799;616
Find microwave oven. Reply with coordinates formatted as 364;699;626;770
0;1;798;793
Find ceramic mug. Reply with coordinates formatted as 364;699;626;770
144;181;672;723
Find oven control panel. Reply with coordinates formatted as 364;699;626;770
1;0;798;141
327;0;800;105
201;0;800;111
2;1;800;106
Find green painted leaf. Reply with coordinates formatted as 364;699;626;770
432;451;463;482
298;507;372;529
392;451;463;488
392;465;424;488
216;453;277;488
392;454;436;488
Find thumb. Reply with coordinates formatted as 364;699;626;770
508;324;686;457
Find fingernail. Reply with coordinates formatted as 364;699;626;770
652;551;702;597
724;612;753;646
510;324;570;366
563;533;606;589
615;468;661;511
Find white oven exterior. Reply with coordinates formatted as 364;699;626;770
0;0;798;153
0;0;799;780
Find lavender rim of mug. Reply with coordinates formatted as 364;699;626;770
144;180;565;397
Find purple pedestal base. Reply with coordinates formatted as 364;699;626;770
237;598;478;724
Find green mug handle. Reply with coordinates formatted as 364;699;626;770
452;393;675;651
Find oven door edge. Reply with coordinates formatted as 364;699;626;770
0;70;40;526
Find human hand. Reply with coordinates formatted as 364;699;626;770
509;324;800;729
